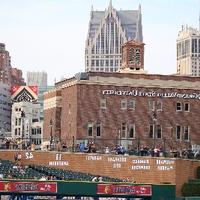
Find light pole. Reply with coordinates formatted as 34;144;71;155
49;119;53;150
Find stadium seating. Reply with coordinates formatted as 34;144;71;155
0;159;122;182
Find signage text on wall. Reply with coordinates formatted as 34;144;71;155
102;89;200;100
97;184;152;196
0;181;57;193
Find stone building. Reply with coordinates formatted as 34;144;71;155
85;0;143;73
177;25;200;76
11;86;43;149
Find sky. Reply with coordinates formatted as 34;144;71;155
0;0;199;85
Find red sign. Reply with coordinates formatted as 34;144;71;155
97;184;152;196
11;85;20;95
0;181;57;193
28;86;38;95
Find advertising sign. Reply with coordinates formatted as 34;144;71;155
0;181;57;193
97;184;152;196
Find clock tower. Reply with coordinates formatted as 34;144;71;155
121;40;145;71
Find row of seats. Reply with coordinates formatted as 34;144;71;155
0;160;44;179
29;165;122;182
0;160;122;182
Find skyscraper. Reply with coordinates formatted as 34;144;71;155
0;43;11;83
177;25;200;76
26;71;47;87
26;71;54;120
0;43;24;132
85;0;143;73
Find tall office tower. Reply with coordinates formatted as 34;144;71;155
177;25;200;76
85;0;143;72
0;43;24;85
27;71;47;87
0;83;11;133
0;43;24;133
0;43;11;83
26;71;53;120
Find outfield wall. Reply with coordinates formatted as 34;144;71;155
1;150;200;196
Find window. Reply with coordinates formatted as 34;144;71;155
183;126;189;141
121;123;127;138
176;125;181;140
69;103;71;114
18;128;20;135
129;100;135;110
121;100;127;110
15;118;17;126
87;123;93;137
129;48;134;63
149;124;154;138
149;124;161;139
19;118;21;126
157;101;162;111
135;49;141;65
156;125;162;139
37;128;41;134
148;100;155;111
100;99;106;109
96;123;101;137
184;103;190;112
176;102;182;111
129;124;135;138
32;128;35;135
91;60;95;67
15;128;17;135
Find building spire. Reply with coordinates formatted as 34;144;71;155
138;3;141;13
109;0;112;9
199;11;200;31
90;5;94;18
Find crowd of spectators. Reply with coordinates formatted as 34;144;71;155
1;137;200;160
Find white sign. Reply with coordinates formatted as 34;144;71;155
108;157;127;162
25;152;33;159
86;155;102;161
131;159;150;170
108;157;127;169
48;153;69;166
156;159;174;171
102;89;200;100
49;161;69;166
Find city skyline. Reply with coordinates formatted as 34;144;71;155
0;0;199;84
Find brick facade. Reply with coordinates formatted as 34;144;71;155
44;72;200;152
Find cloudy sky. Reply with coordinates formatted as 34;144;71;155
0;0;199;84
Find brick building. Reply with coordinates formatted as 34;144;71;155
43;71;200;151
44;40;200;151
0;43;24;85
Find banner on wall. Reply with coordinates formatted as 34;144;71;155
0;181;57;193
97;184;152;196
